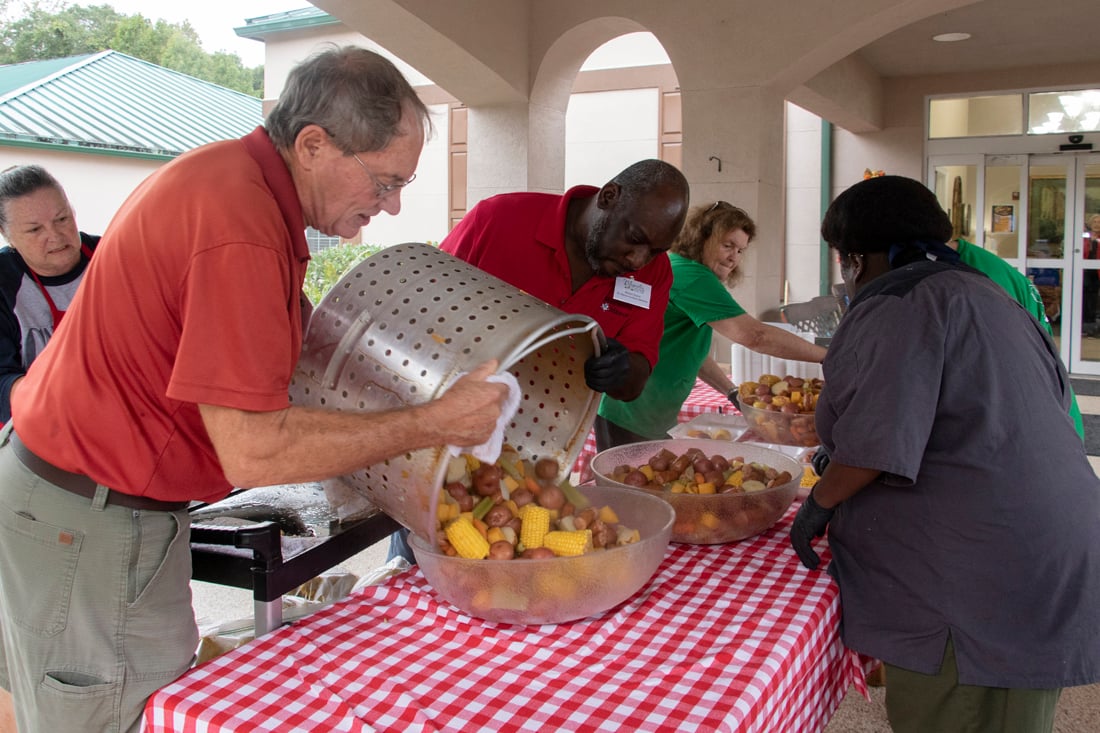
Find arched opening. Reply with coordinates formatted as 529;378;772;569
563;32;680;188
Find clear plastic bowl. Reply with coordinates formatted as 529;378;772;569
738;401;820;447
590;439;801;545
409;483;673;625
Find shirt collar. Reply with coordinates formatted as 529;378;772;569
535;184;599;253
241;126;310;264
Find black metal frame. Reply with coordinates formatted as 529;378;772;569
189;508;401;635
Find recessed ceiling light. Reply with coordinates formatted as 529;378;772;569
933;32;972;42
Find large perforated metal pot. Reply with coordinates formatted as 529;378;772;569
289;242;601;540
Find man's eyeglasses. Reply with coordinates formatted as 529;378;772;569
351;152;416;199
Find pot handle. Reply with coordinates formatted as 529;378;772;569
496;318;602;372
322;308;375;390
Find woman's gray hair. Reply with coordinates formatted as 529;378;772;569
0;165;62;230
265;45;432;154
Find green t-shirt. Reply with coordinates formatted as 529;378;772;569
956;239;1085;440
956;239;1049;327
598;253;746;438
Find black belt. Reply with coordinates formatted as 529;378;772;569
9;431;190;512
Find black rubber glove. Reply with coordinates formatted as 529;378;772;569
790;492;835;570
811;446;831;476
727;389;741;411
585;338;631;393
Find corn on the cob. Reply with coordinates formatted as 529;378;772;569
520;504;551;549
800;466;820;488
544;529;592;557
445;518;490;559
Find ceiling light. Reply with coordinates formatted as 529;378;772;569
1059;95;1084;118
932;32;971;42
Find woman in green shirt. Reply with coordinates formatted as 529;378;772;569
596;201;827;450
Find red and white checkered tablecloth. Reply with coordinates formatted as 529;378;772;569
571;379;733;483
145;506;866;733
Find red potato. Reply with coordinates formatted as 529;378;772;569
538;484;566;510
535;458;559;481
484;504;514;527
589;520;614;549
471;464;503;496
703;470;725;486
511;488;535;507
489;541;516;560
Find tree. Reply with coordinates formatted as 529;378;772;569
0;2;262;97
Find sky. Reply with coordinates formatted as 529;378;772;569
69;0;308;66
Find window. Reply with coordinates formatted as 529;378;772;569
305;227;340;253
1028;90;1100;135
929;95;1023;139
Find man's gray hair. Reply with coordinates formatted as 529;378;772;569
0;165;63;230
265;45;432;154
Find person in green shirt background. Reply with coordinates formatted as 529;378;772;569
595;201;826;450
952;237;1085;440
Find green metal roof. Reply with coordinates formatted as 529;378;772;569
0;50;262;160
234;7;340;40
0;54;95;97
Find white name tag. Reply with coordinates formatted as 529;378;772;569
613;276;651;309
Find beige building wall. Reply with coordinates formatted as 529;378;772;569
0;148;159;237
252;15;878;316
260;28;452;244
303;0;930;317
785;104;826;306
265;1;1100;320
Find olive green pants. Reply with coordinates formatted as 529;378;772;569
885;637;1061;733
0;433;197;733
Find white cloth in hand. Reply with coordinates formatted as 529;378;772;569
445;371;521;463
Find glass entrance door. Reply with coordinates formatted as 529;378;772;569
1025;153;1100;375
1025;156;1072;369
1066;154;1100;374
929;153;1100;375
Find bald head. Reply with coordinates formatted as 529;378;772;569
580;159;689;277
